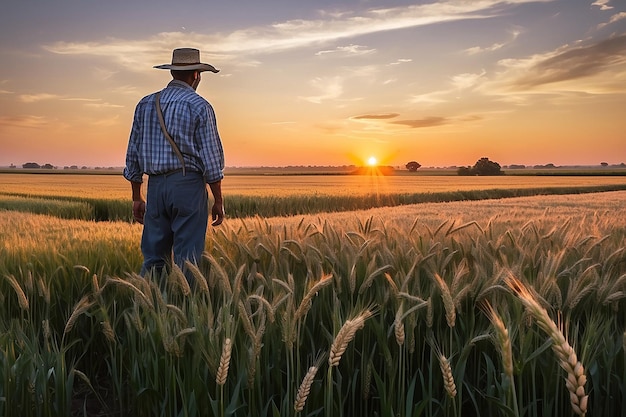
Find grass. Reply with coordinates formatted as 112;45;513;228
3;183;626;221
1;189;625;416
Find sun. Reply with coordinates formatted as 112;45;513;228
367;156;378;166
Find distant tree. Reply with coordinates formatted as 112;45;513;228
472;157;503;176
42;163;54;169
600;162;608;167
405;161;421;172
457;158;503;176
457;166;473;176
22;162;40;169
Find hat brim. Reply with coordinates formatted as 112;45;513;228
153;63;219;73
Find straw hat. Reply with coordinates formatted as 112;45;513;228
154;48;219;73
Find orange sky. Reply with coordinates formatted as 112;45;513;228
1;0;625;168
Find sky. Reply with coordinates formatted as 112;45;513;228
0;0;625;168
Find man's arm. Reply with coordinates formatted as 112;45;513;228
131;181;146;224
208;180;224;226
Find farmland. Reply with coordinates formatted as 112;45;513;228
1;172;625;417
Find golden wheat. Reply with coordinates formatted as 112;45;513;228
294;366;318;412
3;274;29;310
438;354;457;398
481;301;514;380
64;295;95;335
505;275;588;416
329;309;374;367
216;338;232;386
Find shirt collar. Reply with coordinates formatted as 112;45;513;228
167;79;195;91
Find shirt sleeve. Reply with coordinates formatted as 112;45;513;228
123;104;144;183
197;102;225;184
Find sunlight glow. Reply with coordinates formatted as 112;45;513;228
367;156;378;166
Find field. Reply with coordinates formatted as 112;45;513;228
1;172;625;417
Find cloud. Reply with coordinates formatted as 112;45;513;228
391;116;448;128
316;44;376;57
299;76;344;103
0;115;50;129
464;29;521;55
409;91;449;104
42;0;548;70
389;58;412;66
19;93;60;103
597;11;626;29
465;43;505;55
500;34;626;91
352;113;399;120
591;0;613;10
83;102;124;109
451;70;487;89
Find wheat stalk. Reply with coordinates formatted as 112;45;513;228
294;366;318;412
4;274;29;310
481;301;514;380
505;275;588;416
109;276;153;309
438;353;457;398
169;264;191;296
101;320;116;343
394;304;405;346
294;273;332;321
433;273;455;328
329;309;373;367
184;260;209;294
64;295;95;335
216;337;232;386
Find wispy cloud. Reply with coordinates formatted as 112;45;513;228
464;29;521;55
451;70;487;89
591;0;613;10
84;102;124;109
316;44;375;57
597;11;626;29
299;76;344;103
495;33;626;92
19;93;60;103
391;116;449;128
0;115;50;129
389;58;412;66
352;113;399;120
42;1;550;70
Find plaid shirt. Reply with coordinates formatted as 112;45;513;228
123;80;224;184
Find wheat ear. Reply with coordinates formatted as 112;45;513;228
64;296;95;335
4;274;29;310
432;273;455;328
438;354;457;398
294;366;319;412
294;273;333;321
394;304;405;346
481;301;514;380
329;309;373;367
216;338;232;386
505;275;588;416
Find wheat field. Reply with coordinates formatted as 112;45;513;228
1;182;625;416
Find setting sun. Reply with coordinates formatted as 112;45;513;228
367;156;378;166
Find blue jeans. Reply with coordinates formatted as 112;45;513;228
140;171;208;284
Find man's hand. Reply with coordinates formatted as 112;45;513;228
211;202;224;226
133;201;146;224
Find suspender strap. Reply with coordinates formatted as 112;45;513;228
155;91;186;176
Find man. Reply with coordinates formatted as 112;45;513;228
123;48;224;283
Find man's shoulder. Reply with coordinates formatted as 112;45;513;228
137;92;157;106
